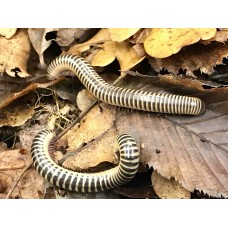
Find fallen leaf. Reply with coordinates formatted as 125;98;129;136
0;28;17;39
0;104;34;127
0;75;63;110
115;74;228;198
0;148;44;199
149;41;228;77
58;104;117;169
144;28;216;58
200;28;228;44
0;29;31;77
92;41;145;76
91;41;117;67
108;28;140;42
56;28;97;47
68;28;110;55
28;28;56;66
76;89;96;111
151;170;191;199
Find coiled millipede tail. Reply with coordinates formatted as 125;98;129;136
31;130;139;193
31;54;206;193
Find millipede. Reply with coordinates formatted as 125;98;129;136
31;54;206;193
31;130;139;193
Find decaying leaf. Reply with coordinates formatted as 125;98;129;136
151;170;191;199
144;28;216;58
92;41;145;76
0;104;34;127
108;28;140;42
28;28;56;66
0;75;63;110
68;28;110;55
0;149;45;199
68;28;145;76
56;28;95;46
0;28;17;39
0;29;31;77
76;89;96;111
116;74;228;197
149;41;228;77
58;103;117;169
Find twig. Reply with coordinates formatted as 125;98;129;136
5;160;33;199
0;164;26;171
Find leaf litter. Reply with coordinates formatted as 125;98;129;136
1;28;228;198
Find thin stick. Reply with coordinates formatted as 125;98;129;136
5;160;33;199
0;164;26;171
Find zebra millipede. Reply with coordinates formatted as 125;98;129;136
47;54;205;115
31;130;139;193
31;54;205;193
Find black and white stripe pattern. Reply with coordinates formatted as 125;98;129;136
48;54;205;115
31;130;139;193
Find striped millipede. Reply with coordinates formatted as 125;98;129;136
31;54;205;193
47;54;205;115
31;130;139;193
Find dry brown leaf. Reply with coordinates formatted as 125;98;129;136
28;28;56;66
76;89;96;111
0;29;31;77
0;28;17;39
68;29;110;55
152;170;191;199
144;28;216;58
58;104;117;169
0;76;63;110
200;29;228;44
0;149;45;199
56;28;92;46
149;41;228;76
108;28;140;42
116;75;228;197
0;104;34;127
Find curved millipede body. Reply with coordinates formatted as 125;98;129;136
48;54;205;115
31;130;139;193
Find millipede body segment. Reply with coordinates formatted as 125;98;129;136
31;130;139;193
48;54;205;115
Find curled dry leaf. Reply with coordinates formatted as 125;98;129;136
56;28;92;46
108;28;140;42
68;28;110;55
151;170;191;199
92;41;145;76
144;28;216;58
0;28;17;39
149;42;228;77
116;74;228;197
28;28;56;66
0;29;30;77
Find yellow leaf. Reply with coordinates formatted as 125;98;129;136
0;28;17;39
115;42;145;75
91;41;117;66
0;29;31;77
92;41;145;76
68;28;111;54
108;28;140;42
144;28;216;58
